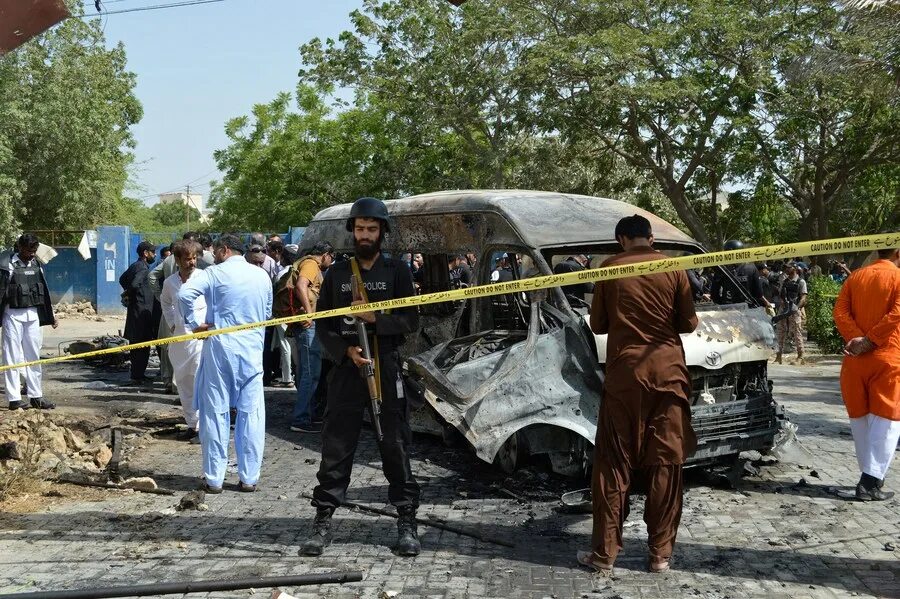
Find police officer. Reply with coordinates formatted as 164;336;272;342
553;254;593;302
301;197;421;557
711;239;766;307
0;234;58;410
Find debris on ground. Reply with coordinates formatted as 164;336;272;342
82;381;116;390
65;336;130;367
0;412;111;472
884;542;896;552
54;301;100;320
0;412;115;501
178;490;208;511
121;477;158;492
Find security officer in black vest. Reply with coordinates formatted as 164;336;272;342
301;197;421;557
0;234;58;410
711;239;766;307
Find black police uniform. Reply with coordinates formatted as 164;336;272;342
312;254;420;510
553;257;593;299
711;263;763;306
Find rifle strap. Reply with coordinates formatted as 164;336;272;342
350;257;382;401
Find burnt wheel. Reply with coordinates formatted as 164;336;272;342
493;430;526;474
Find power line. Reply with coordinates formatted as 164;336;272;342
139;171;217;200
77;0;227;18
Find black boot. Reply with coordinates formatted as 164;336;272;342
395;506;421;556
299;507;334;556
856;473;895;502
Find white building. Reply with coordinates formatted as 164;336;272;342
158;192;209;222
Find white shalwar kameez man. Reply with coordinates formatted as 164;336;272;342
178;243;273;492
1;240;58;410
160;269;206;433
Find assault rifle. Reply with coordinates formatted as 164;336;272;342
351;275;384;442
771;301;798;325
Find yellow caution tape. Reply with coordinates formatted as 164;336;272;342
3;232;897;373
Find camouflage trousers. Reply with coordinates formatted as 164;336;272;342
777;311;804;355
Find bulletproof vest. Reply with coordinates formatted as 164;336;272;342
715;270;740;304
331;258;404;350
7;263;45;309
782;277;802;304
733;264;753;286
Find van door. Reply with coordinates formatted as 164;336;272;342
405;248;602;468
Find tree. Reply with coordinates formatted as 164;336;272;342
745;1;900;240
0;12;142;241
151;201;201;227
208;87;410;231
297;0;651;199
524;0;797;248
794;0;900;96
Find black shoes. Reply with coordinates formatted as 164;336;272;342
299;507;334;556
8;398;55;410
177;430;201;444
395;506;421;556
297;505;421;557
856;473;895;502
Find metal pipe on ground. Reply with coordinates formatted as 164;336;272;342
0;572;364;599
300;493;515;548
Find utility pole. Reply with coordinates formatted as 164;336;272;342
186;184;191;227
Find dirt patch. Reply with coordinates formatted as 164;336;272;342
0;479;112;514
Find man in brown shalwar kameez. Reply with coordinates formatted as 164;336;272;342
578;214;699;575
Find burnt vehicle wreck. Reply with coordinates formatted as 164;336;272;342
301;190;782;476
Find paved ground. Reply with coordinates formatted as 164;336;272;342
0;320;898;599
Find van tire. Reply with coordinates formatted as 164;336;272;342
493;430;526;474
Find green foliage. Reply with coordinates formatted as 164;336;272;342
0;15;142;243
102;197;199;241
740;1;900;240
151;201;201;227
806;276;845;354
212;0;898;243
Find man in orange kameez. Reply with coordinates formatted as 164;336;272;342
580;215;698;575
833;247;900;501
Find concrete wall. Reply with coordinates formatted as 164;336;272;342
43;248;96;305
42;227;304;314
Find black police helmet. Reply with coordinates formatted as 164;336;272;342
723;239;744;251
345;197;391;233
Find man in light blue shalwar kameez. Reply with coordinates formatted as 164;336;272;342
178;234;273;493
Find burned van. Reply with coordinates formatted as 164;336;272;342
301;190;781;476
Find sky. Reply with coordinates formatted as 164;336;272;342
89;0;364;207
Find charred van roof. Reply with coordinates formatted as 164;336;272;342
311;190;697;249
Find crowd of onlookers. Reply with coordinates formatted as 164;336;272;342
118;231;336;441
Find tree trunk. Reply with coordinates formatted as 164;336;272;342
709;170;723;248
664;185;713;248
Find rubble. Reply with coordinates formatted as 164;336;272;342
0;412;113;480
54;301;102;320
121;477;158;492
178;490;208;511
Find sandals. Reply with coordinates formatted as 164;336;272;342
202;482;223;495
576;550;614;577
238;481;258;493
